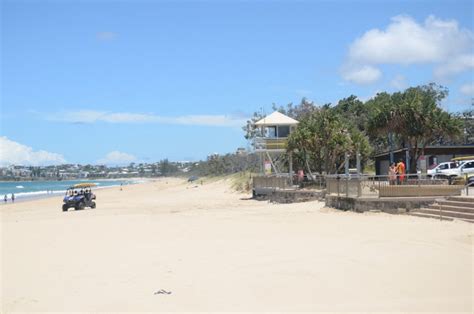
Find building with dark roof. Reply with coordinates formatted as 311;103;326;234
374;145;474;175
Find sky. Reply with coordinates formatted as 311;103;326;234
1;0;473;166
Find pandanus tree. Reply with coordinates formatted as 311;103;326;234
287;106;371;174
368;83;462;173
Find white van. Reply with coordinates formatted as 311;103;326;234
443;160;474;179
427;161;459;177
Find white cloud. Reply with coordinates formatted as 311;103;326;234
97;31;117;41
434;54;474;79
295;89;313;96
342;15;474;84
349;15;472;64
341;65;382;85
0;136;66;166
48;110;247;127
166;114;245;126
390;74;408;90
97;151;136;165
56;110;107;123
460;82;474;96
102;112;156;123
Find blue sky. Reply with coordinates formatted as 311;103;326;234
1;0;473;165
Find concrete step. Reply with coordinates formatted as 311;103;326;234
437;200;474;209
428;204;474;213
446;196;474;203
416;208;474;220
408;212;453;221
409;212;474;223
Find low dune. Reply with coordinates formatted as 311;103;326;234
1;178;472;312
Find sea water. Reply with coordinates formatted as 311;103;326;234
0;179;136;201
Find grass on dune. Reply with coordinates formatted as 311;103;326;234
187;172;255;192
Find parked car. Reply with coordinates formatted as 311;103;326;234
440;160;474;183
427;161;459;177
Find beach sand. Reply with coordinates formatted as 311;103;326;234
1;178;473;312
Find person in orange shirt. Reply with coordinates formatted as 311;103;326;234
396;159;406;185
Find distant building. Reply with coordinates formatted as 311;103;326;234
78;171;89;178
236;147;247;155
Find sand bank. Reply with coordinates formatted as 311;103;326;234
1;178;472;312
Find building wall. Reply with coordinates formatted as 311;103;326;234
428;154;455;165
379;160;390;176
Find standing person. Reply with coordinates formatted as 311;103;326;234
388;163;397;185
298;169;304;183
4;194;7;203
11;193;15;203
397;159;406;185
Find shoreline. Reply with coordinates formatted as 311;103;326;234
0;176;154;183
0;178;153;205
0;190;62;205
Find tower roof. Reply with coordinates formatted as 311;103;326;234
254;111;299;126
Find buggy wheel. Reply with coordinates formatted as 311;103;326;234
91;202;96;209
75;202;85;210
62;204;68;212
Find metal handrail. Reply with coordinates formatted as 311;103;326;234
325;174;459;198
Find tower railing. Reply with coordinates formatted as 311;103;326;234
254;137;288;151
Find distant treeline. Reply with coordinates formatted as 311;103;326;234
186;153;260;177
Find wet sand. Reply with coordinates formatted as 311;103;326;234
1;178;472;312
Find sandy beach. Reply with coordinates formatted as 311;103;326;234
1;178;473;313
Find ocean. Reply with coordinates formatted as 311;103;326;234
0;179;138;201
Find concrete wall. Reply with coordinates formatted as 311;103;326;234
253;189;324;203
325;195;437;214
253;176;288;189
378;185;462;197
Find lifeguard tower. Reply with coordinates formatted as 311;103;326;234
253;111;299;177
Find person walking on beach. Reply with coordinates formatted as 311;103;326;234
388;163;397;185
11;193;15;203
4;194;7;203
396;159;406;185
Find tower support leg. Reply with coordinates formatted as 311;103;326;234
288;152;293;185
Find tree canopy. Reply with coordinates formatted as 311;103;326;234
244;83;467;175
368;83;462;172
